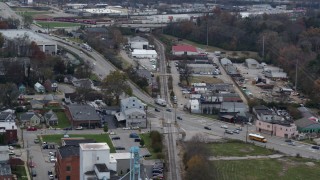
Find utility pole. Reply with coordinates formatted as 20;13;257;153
206;19;209;48
245;124;248;143
295;58;298;91
262;35;265;61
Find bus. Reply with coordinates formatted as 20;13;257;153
249;133;267;143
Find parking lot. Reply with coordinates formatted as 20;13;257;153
110;130;150;156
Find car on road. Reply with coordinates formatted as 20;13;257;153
204;126;211;130
63;127;72;130
50;157;57;162
288;142;296;146
8;146;14;150
9;151;15;156
27;126;37;131
111;136;121;140
143;154;152;158
221;125;228;129
115;146;125;150
134;138;141;142
311;145;320;150
75;126;83;130
225;130;234;134
233;129;240;134
166;108;172;112
122;127;130;130
177;116;182;120
49;174;54;180
285;139;292;143
155;108;160;112
29;162;36;168
129;133;139;138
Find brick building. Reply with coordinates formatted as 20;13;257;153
64;105;101;128
0;122;18;144
55;146;80;180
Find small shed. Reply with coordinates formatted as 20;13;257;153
34;82;45;93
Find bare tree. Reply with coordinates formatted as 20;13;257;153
179;62;192;86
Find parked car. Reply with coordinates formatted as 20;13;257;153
225;130;233;134
122;127;130;130
63;127;72;130
49;157;57;162
112;136;121;140
115;146;125;150
285;139;292;143
29;162;36;168
49;152;55;156
288;142;296;146
204;126;211;130
177;116;182;120
166;108;172;112
134;138;141;142
27;126;37;131
155;108;160;112
34;139;40;144
48;171;53;175
220;125;228;129
8;146;14;150
236;127;242;131
233;129;240;134
311;145;320;150
143;154;152;158
49;174;54;180
129;133;139;138
9;151;15;156
75;126;83;130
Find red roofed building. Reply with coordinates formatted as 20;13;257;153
172;45;198;56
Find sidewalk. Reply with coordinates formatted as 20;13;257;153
208;154;284;161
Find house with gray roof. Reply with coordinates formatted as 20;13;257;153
0;163;12;179
65;104;101;128
19;111;42;126
220;102;248;117
0;111;14;122
44;110;58;126
115;97;147;128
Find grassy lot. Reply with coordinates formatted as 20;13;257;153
191;76;224;84
140;133;163;159
208;141;275;157
213;158;320;180
36;21;81;28
41;134;115;153
53;112;71;128
17;11;47;16
11;165;28;180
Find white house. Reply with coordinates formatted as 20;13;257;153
117;97;147;128
34;82;45;93
128;36;149;49
132;49;157;59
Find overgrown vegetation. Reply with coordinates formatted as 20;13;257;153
140;131;164;159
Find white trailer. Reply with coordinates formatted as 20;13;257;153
155;98;167;107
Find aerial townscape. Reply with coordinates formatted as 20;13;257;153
0;0;320;180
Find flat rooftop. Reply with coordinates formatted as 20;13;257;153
80;143;110;150
0;30;55;45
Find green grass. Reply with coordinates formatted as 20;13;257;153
36;21;81;28
213;158;320;180
17;11;47;16
140;133;163;159
208;141;275;157
11;165;28;180
41;134;115;153
53;112;71;128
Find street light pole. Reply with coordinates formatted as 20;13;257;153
246;123;248;143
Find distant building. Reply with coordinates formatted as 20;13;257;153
131;49;157;59
245;58;259;69
295;118;320;133
0;163;12;180
0;30;57;54
128;36;149;49
56;145;81;180
172;45;198;56
187;64;216;74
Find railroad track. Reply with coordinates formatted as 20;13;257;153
154;37;179;180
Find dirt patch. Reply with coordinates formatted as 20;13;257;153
278;158;300;176
305;162;316;167
239;147;254;153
